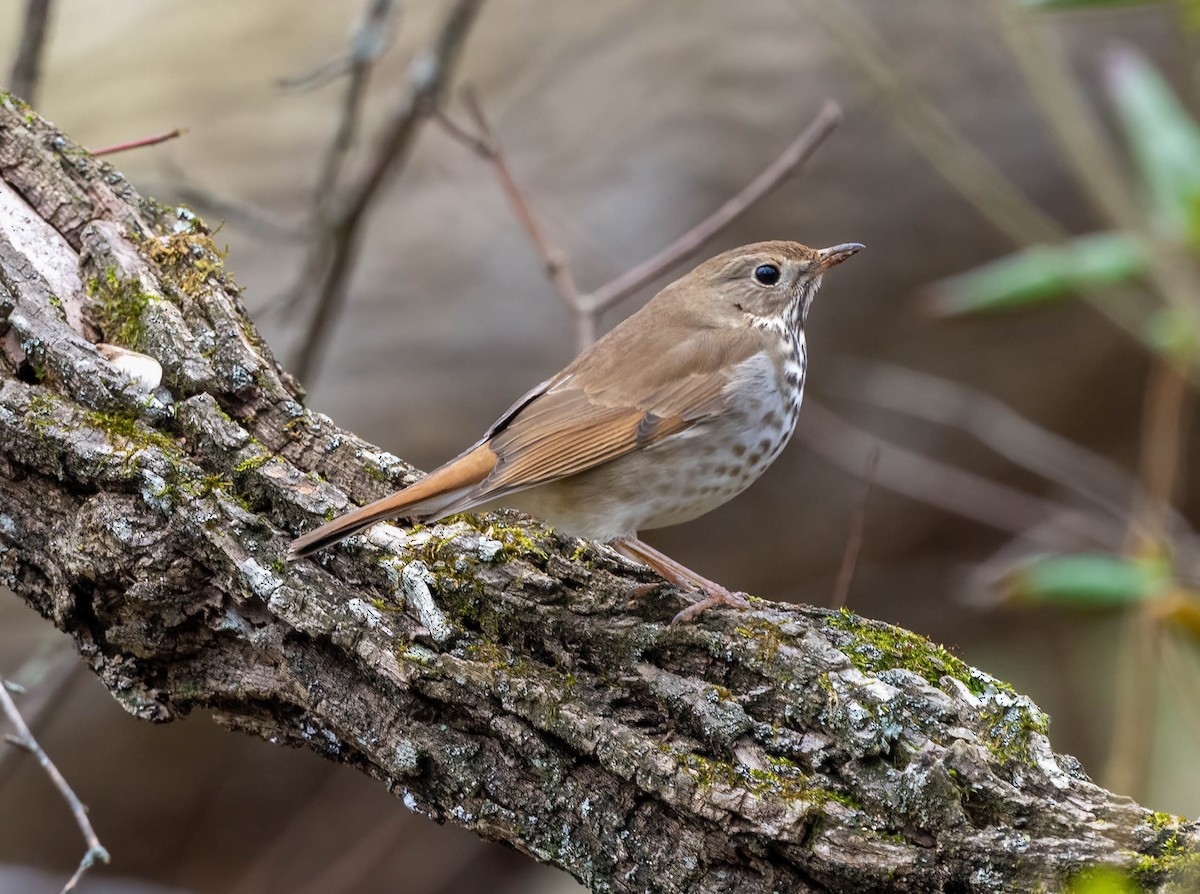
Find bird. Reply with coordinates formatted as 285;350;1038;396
290;240;863;622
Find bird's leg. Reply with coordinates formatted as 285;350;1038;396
611;536;750;624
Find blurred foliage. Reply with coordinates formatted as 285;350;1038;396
925;3;1200;825
933;49;1200;356
1065;867;1139;894
1107;49;1200;243
928;232;1143;314
1003;552;1168;607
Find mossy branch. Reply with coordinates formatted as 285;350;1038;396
0;96;1198;894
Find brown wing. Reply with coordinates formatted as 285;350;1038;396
473;320;763;498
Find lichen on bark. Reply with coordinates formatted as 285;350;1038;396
1;96;1198;893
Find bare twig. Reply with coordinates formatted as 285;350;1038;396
440;88;586;335
826;359;1177;529
442;96;843;350
582;102;844;318
1130;358;1194;550
8;0;54;105
1;675;109;892
314;0;401;207
280;0;400;92
91;127;187;157
831;444;879;609
796;399;1124;545
292;0;485;384
0;642;81;793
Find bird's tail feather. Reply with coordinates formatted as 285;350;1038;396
288;445;497;559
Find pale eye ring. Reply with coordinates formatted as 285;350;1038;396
753;264;781;286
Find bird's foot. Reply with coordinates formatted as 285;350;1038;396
610;536;751;625
670;586;751;625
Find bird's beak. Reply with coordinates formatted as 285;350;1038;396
815;243;865;270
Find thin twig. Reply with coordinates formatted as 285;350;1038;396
280;0;400;92
831;444;879;609
826;358;1187;534
315;0;401;208
443;88;585;335
1129;358;1193;550
274;0;401;319
0;643;81;794
292;0;485;384
91;128;186;157
437;91;587;342
796;399;1124;545
584;101;844;319
8;0;54;105
1;675;109;892
441;97;843;350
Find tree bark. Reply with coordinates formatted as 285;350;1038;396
0;96;1196;894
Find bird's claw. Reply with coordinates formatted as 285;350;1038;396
670;588;751;625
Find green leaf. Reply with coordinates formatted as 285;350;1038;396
1106;47;1200;239
1004;553;1165;608
928;232;1144;316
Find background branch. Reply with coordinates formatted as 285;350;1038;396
7;0;54;106
441;95;842;350
1;678;109;893
290;0;484;384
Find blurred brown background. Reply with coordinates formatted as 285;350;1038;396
2;0;1198;891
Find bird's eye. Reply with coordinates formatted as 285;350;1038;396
753;264;781;286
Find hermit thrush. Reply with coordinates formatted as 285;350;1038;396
290;240;863;621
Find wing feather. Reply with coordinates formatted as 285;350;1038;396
476;327;759;497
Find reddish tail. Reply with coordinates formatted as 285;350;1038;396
288;445;497;559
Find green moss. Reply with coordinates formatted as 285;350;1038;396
23;392;56;439
978;701;1050;765
733;617;786;663
1132;820;1200;887
827;608;977;690
826;608;1051;766
233;452;269;474
479;520;549;563
87;267;155;349
663;745;864;811
85;409;176;455
180;472;236;501
1149;811;1181;831
145;227;228;297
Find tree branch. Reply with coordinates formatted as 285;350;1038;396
8;0;54;106
1;96;1198;894
290;0;485;384
1;678;109;892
